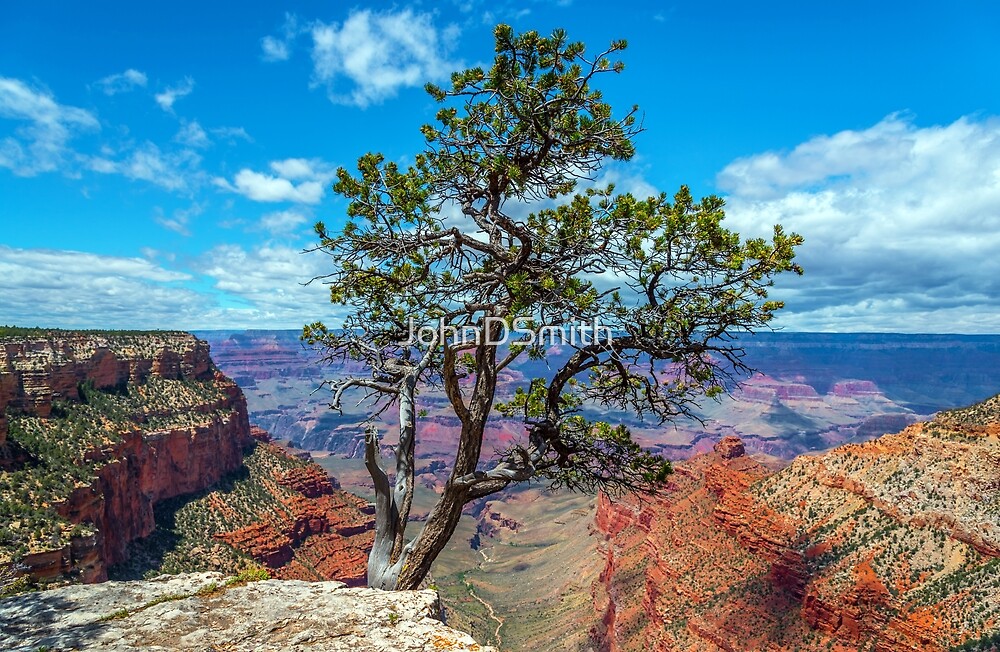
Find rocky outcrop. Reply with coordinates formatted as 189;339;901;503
0;332;213;427
593;404;1000;652
713;435;746;459
592;441;775;651
474;500;523;540
110;435;374;587
0;332;253;584
0;572;495;651
18;404;251;583
209;441;374;585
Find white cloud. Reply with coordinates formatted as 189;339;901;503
310;8;460;107
213;157;334;204
259;208;309;234
175;120;210;148
0;245;209;329
111;141;202;192
261;36;291;62
0;244;343;330
718;114;1000;333
267;157;319;179
214;170;323;203
95;69;148;95
155;77;195;112
260;13;301;62
0;77;99;176
197;243;339;325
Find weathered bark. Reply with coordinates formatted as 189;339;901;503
393;483;468;590
391;375;417;562
393;337;500;590
365;375;419;589
364;424;406;589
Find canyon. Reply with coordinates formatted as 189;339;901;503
0;330;371;588
195;330;1000;465
198;329;1000;650
593;398;1000;651
5;328;999;651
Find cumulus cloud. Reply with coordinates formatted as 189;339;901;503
717;114;1000;333
259;208;309;234
198;243;337;322
155;77;195;112
0;77;99;176
0;244;342;330
260;13;301;62
0;245;207;329
310;8;460;107
213;157;334;204
94;69;147;95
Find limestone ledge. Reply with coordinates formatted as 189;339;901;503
0;572;495;651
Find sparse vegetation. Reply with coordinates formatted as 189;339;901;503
110;442;334;580
224;565;270;586
0;326;185;339
0;375;233;566
97;608;130;622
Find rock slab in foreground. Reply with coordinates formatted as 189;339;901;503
0;572;495;651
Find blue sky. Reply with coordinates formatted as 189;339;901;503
2;1;1000;332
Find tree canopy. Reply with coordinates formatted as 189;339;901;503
305;24;802;590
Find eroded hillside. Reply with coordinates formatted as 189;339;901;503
114;428;373;585
0;330;372;590
593;396;1000;651
0;330;253;582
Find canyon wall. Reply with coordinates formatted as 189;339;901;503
136;427;375;586
593;397;1000;652
0;331;253;582
0;331;371;588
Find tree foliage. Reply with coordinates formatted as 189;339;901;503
305;24;802;590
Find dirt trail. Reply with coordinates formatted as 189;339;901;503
466;545;504;647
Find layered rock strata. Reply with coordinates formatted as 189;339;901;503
0;331;252;583
593;398;1000;651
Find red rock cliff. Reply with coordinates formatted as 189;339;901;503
593;406;1000;652
210;439;374;586
0;332;253;583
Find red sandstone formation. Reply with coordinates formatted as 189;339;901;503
0;333;213;425
213;442;373;585
592;405;1000;652
0;333;252;583
0;332;372;590
712;435;745;459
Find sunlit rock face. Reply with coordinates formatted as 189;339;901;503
0;331;253;582
593;397;1000;652
0;331;373;589
0;572;495;652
